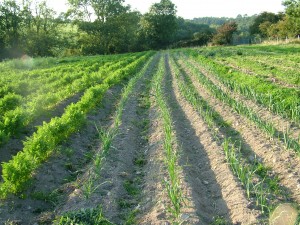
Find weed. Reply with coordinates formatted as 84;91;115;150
124;180;139;196
118;199;133;209
31;190;60;206
55;207;115;225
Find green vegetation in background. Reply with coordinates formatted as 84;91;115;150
1;0;299;60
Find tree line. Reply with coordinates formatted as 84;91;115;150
0;0;299;60
249;1;300;40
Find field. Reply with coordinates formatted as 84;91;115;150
0;45;299;224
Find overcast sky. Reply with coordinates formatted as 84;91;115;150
48;0;285;19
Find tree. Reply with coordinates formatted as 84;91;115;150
141;0;177;49
212;21;238;45
68;0;141;54
283;0;300;17
250;12;283;37
283;0;300;36
67;0;128;21
0;0;22;57
22;1;59;56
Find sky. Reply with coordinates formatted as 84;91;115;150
47;0;285;19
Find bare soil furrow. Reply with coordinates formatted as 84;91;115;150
183;54;300;141
97;84;148;223
137;106;169;224
163;55;200;224
138;56;171;224
167;54;261;224
176;57;300;203
0;86;122;225
97;59;158;224
55;55;161;225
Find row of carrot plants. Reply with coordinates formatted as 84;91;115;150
184;49;300;124
0;53;144;146
0;53;139;101
151;55;183;223
169;54;287;216
57;53;157;225
0;51;154;198
174;54;300;154
0;57;112;113
0;53;133;100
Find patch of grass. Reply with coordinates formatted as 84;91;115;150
31;190;60;205
64;162;76;172
118;199;133;209
61;147;74;157
134;157;147;167
124;180;139;196
63;173;78;183
55;207;115;225
124;209;139;225
211;216;230;225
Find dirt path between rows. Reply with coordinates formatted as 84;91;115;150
91;55;160;224
175;56;300;204
0;85;122;224
55;54;171;225
166;54;261;224
182;53;300;141
137;56;171;224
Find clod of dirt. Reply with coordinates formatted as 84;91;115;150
269;203;298;225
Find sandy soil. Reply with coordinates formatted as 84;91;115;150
167;54;261;224
0;92;83;176
185;54;300;141
1;52;298;225
175;55;300;204
0;85;122;224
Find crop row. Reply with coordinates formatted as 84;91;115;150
169;53;288;216
190;45;300;86
57;52;157;225
184;49;300;124
0;53;145;146
0;53;141;111
0;52;140;103
174;54;300;154
0;51;154;198
218;56;300;86
151;55;183;223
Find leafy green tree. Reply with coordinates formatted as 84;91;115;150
0;0;22;57
283;0;300;17
250;12;283;37
141;0;177;49
69;0;140;54
23;1;59;56
212;21;238;45
172;17;214;47
283;0;300;36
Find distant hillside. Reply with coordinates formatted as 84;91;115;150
189;15;257;44
190;17;230;28
190;15;257;31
